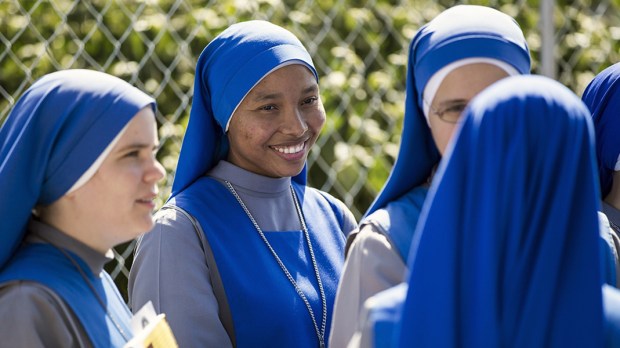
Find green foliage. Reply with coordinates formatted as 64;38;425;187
0;0;405;218
3;0;620;215
2;2;620;290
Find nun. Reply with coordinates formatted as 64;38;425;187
364;75;606;347
128;20;357;348
582;62;620;286
0;69;165;347
329;5;531;346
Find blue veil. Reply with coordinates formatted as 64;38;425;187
170;20;318;197
364;5;531;217
582;62;620;198
0;69;155;269
396;75;603;347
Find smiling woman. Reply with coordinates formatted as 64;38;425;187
128;20;357;348
0;69;165;347
227;65;325;178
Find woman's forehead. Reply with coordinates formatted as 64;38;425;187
248;65;318;96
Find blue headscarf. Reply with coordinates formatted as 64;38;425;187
365;5;531;217
582;62;620;198
0;69;155;269
170;20;318;197
396;75;603;347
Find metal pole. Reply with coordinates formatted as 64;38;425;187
540;0;556;79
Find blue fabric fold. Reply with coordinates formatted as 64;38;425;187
582;62;620;198
396;75;603;347
170;20;318;197
0;69;155;270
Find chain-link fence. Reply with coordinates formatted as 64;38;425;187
2;0;620;299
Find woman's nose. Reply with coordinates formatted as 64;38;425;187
145;157;166;183
281;107;308;137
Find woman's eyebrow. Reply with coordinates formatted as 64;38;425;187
302;85;319;94
437;98;469;106
253;92;282;102
252;85;319;102
117;143;160;152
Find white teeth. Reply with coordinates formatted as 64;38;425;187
274;143;304;154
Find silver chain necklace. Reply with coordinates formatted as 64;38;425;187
224;180;327;348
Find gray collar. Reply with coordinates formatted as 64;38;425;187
26;219;113;275
208;160;291;195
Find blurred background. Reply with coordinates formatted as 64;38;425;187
2;0;619;299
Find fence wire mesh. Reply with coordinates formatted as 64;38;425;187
2;0;620;298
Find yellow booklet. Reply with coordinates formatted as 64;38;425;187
123;301;178;348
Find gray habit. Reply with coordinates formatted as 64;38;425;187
128;160;358;348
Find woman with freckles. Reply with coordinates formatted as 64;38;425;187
129;20;357;348
0;69;165;347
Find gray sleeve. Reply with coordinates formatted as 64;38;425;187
128;209;232;348
599;212;620;288
612;232;620;288
0;282;93;348
328;224;406;348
